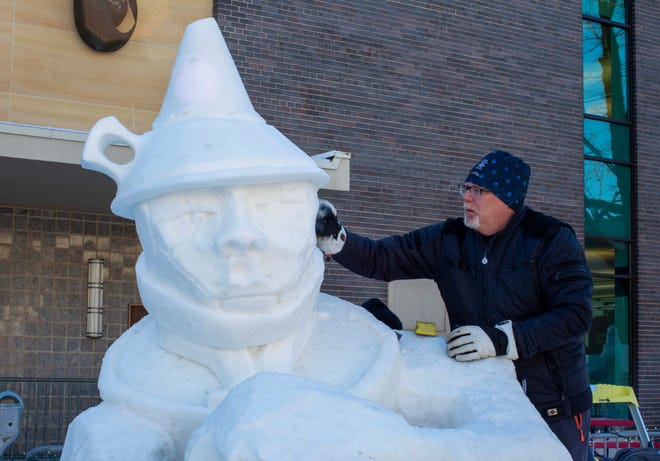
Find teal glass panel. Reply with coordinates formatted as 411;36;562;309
583;21;628;119
584;119;630;162
587;276;630;386
585;238;630;277
584;159;631;238
582;0;626;24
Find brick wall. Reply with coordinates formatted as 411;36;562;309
0;207;141;378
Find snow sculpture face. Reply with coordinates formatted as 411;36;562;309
131;178;325;349
134;181;318;309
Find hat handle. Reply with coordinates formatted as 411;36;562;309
81;116;145;184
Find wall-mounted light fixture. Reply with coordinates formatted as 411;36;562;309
312;150;351;191
87;258;104;338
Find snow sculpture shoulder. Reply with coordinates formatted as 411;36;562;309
60;18;570;461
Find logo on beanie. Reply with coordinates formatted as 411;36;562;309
474;159;489;171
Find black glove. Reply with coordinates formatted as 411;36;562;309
316;199;343;238
316;199;346;256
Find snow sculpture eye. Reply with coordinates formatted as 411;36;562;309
190;211;214;226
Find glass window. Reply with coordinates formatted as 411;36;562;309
585;238;630;277
586;276;630;386
584;159;631;238
583;21;628;120
584;118;630;162
583;0;631;392
582;0;626;23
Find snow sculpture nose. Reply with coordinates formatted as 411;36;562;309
216;202;266;251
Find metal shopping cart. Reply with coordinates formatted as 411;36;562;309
589;384;660;460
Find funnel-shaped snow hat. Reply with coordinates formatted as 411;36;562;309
81;18;328;220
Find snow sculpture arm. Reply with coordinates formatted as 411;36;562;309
185;372;445;461
185;364;571;461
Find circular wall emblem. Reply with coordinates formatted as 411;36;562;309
74;0;138;52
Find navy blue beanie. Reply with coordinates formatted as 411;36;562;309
465;150;530;211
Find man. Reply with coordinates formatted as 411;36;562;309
316;150;593;461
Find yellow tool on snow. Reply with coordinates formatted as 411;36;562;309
414;321;436;336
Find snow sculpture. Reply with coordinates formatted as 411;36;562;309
60;18;570;461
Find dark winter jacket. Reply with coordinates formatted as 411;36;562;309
334;206;593;420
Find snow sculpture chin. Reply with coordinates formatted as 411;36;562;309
60;18;571;461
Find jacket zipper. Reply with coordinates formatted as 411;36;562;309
478;239;492;325
482;241;492;265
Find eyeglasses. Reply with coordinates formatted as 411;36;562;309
457;184;489;198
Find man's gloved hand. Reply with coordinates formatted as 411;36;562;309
446;326;497;362
446;321;518;362
316;199;347;257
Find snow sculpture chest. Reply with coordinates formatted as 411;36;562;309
97;294;401;458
